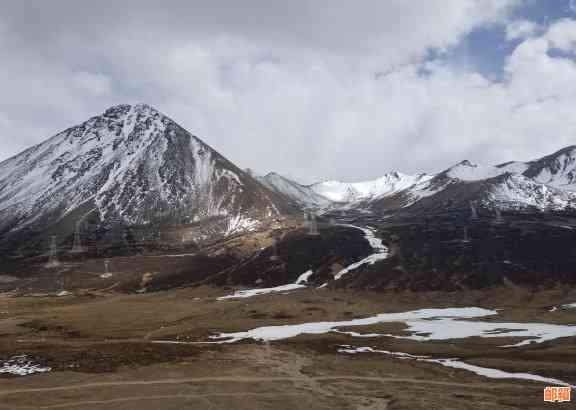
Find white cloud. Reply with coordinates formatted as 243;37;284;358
0;112;10;129
6;1;576;186
506;19;540;40
546;18;576;50
73;72;113;97
506;19;576;102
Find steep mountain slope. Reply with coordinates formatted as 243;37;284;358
424;156;576;211
368;157;576;213
263;147;576;214
487;173;575;209
444;160;528;181
522;145;576;191
258;172;331;208
0;104;293;250
398;172;575;214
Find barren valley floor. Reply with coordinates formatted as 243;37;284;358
1;287;575;409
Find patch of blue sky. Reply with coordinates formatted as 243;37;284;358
421;1;576;81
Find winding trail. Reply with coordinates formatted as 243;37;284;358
2;393;308;409
0;374;534;398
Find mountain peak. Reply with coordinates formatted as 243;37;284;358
264;172;281;178
102;103;161;119
310;172;430;203
0;105;292;251
456;160;476;167
522;144;576;191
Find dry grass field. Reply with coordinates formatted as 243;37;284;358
1;286;575;409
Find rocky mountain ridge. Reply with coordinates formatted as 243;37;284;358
0;104;294;252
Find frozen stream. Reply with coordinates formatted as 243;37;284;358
219;223;389;298
332;225;389;280
317;224;389;288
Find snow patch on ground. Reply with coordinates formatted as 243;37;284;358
352;316;576;347
0;355;51;376
225;215;260;235
209;307;496;343
338;346;573;387
218;270;314;300
208;306;576;348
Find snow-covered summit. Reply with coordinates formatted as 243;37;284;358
443;160;527;182
486;173;575;210
0;104;289;247
310;172;432;203
523;145;576;192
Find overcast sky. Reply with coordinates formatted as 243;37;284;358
2;1;576;183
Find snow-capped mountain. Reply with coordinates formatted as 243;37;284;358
262;150;576;213
395;171;575;214
368;153;576;212
427;149;576;210
443;160;528;181
487;173;574;210
522;145;576;191
436;146;576;195
258;172;331;208
310;172;432;203
2;102;576;252
0;104;292;249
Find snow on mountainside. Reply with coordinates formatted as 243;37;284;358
428;151;576;210
261;146;576;214
522;146;576;192
2;101;575;249
486;174;574;210
366;153;576;213
444;160;528;182
390;171;575;214
0;104;291;246
311;172;432;203
258;172;331;208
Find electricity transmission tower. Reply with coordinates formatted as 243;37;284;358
463;226;470;242
308;213;319;235
45;236;61;268
70;208;97;253
70;221;83;253
495;208;504;224
270;237;280;261
470;201;479;221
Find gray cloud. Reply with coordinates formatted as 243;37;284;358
6;0;575;184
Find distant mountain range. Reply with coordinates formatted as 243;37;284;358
1;103;576;253
261;146;576;212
